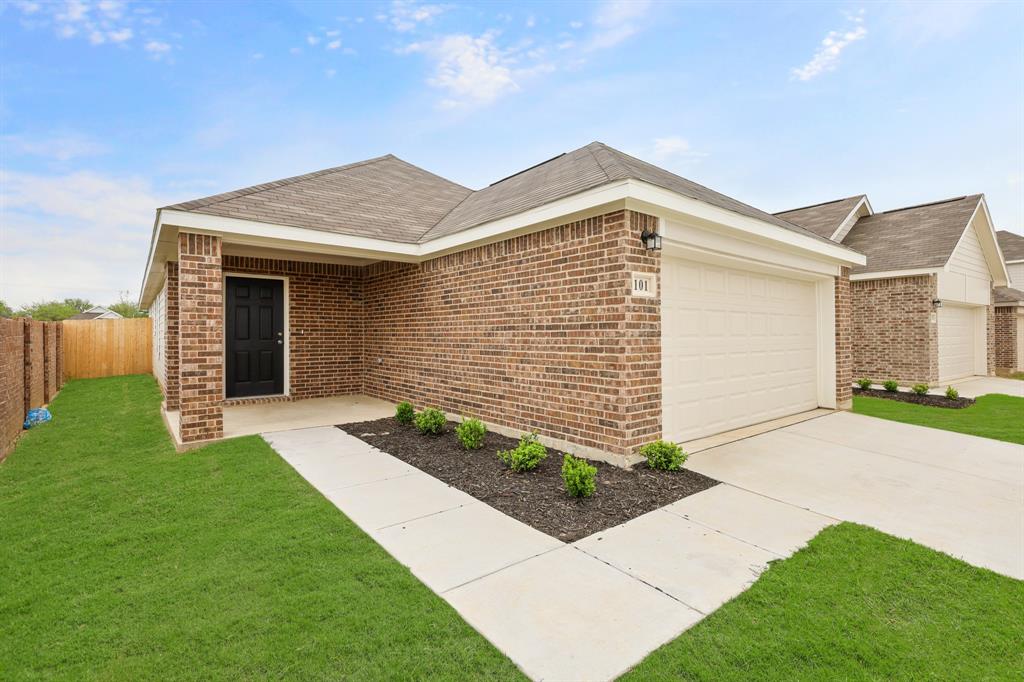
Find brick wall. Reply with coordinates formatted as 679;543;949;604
993;305;1020;371
25;321;44;410
44;323;58;402
165;261;180;410
834;267;853;408
851;275;937;384
986;297;996;376
362;210;661;457
177;233;223;443
1;319;26;459
223;256;364;398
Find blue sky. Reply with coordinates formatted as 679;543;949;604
1;0;1022;307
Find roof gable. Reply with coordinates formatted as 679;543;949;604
774;195;868;240
997;230;1024;262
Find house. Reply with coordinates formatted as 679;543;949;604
139;142;865;457
777;194;1009;385
994;230;1024;373
67;306;123;320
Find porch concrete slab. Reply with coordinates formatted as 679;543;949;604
664;484;836;557
225;394;394;438
575;508;777;614
322;472;476;535
679;408;833;454
445;546;702;682
687;413;1024;579
374;503;563;594
930;376;1024;398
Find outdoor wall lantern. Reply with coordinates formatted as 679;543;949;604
932;298;943;309
640;226;662;251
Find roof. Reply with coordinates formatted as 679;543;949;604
164;142;839;248
997;230;1024;261
774;195;867;240
68;306;122;320
994;286;1024;305
840;195;983;274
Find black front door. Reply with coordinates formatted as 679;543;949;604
225;277;284;398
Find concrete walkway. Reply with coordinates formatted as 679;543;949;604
934;376;1024;398
263;426;831;681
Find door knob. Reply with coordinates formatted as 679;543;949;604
277;339;283;345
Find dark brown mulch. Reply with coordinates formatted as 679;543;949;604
854;387;975;409
337;418;719;542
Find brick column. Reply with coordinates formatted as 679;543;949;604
165;261;180;411
834;267;852;409
986;294;996;376
177;233;223;443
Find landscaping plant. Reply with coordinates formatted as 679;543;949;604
497;432;547;472
640;440;687;471
414;407;447;435
561;453;597;498
912;384;929;396
455;417;486;450
856;378;873;390
883;380;899;392
395;401;415;424
945;385;959;400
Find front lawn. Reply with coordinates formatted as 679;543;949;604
853;393;1024;444
621;523;1024;680
0;375;522;680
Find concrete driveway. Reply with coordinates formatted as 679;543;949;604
687;411;1024;579
933;376;1024;398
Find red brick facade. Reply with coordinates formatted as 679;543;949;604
177;233;223;443
165;261;180;411
851;275;938;383
834;267;852;408
994;305;1021;372
1;318;64;460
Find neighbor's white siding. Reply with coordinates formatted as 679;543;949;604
1007;261;1024;288
150;282;167;389
937;218;993;305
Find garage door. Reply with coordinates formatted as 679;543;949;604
938;305;978;382
662;257;819;443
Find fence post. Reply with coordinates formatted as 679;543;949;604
22;319;31;415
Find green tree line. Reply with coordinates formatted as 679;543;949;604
0;292;147;321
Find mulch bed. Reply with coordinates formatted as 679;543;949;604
337;418;719;542
853;387;975;409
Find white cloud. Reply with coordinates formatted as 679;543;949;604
792;12;867;81
3;131;107;161
144;40;171;59
650;136;708;162
306;34;320;45
325;29;341;37
12;0;175;55
251;52;264;60
402;31;521;109
326;39;342;50
290;47;302;55
108;27;133;43
525;15;536;28
588;0;651;50
385;1;450;32
569;20;583;29
325;68;337;78
882;1;990;44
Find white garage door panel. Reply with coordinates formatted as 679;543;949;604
662;257;818;442
938;305;976;382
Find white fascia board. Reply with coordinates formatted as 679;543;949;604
942;197;1009;287
1006;258;1024;264
850;268;940;281
829;195;872;242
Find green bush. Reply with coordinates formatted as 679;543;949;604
455;417;486;450
414;407;447;435
639;440;687;471
945;385;960;400
561;453;597;498
856;378;872;390
911;383;929;396
883;380;899;393
498;432;547;472
395;401;415;424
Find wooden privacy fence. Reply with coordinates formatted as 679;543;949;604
62;318;152;379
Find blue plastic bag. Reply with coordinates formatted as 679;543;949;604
23;408;51;430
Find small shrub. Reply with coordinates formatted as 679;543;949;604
414;407;446;435
640;440;687;471
945;385;960;400
856;378;872;390
561;453;596;498
455;417;486;450
911;383;929;396
498;432;547;472
395;401;415;424
883;380;899;393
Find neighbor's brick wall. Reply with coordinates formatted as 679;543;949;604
362;210;661;457
164;261;180;411
851;274;937;384
993;305;1020;371
222;256;364;398
177;233;223;443
1;319;26;460
834;267;852;408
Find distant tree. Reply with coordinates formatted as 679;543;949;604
0;299;12;318
108;291;148;319
17;298;94;321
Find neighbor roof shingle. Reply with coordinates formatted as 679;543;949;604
997;230;1024;262
840;195;983;275
164;142;850;250
774;195;866;240
994;286;1024;304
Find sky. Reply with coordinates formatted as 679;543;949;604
1;0;1022;308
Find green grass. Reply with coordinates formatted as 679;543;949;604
1008;371;1024;381
621;523;1024;681
852;393;1024;444
0;375;523;680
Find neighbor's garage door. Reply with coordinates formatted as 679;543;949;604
662;257;819;442
938;304;978;382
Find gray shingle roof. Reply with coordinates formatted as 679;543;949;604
774;195;866;240
994;286;1024;304
164;142;847;249
840;195;983;275
997;230;1024;261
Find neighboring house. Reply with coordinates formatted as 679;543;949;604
67;306;123;320
139;142;865;455
777;194;1009;385
994;230;1024;373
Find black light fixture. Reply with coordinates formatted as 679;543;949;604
932;298;943;309
640;225;662;251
